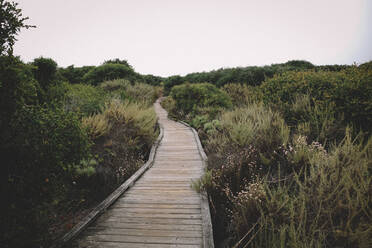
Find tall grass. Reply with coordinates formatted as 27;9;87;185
237;132;372;248
82;113;111;140
103;98;158;143
222;83;263;107
78;98;158;200
100;79;162;107
206;103;289;153
64;83;107;116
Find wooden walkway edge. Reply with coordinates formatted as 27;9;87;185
55;99;214;248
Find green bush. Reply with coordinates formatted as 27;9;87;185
240;132;372;248
1;105;90;247
0;56;39;143
83;63;136;85
32;57;58;90
58;65;95;84
261;66;372;136
222;83;263;106
163;75;184;95
64;83;106;116
100;78;131;92
100;79;161;106
206;103;289;152
81;99;158;197
170;83;232;114
287;94;346;144
119;82;160;106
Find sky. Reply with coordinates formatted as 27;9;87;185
13;0;372;77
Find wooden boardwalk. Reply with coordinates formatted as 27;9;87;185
73;100;213;248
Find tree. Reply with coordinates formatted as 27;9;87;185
83;63;136;85
103;58;132;69
32;57;58;90
0;0;35;55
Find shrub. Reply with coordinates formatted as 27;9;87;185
283;59;315;69
1;105;90;247
58;65;95;84
120;82;160;106
103;99;158;143
0;56;39;143
82;113;111;140
170;83;232;114
64;83;106;116
81;99;158;198
100;78;131;92
32;57;58;90
287;94;346;144
207;103;289;152
163;75;184;95
83;63;136;85
246;132;372;248
100;79;161;106
222;83;263;106
261;66;372;136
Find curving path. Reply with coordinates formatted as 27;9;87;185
74;100;213;248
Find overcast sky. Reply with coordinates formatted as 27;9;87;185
13;0;372;77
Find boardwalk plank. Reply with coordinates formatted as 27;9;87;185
83;235;202;245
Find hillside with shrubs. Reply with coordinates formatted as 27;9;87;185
2;2;371;247
162;61;372;248
0;52;162;247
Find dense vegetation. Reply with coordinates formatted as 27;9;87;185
0;3;162;246
163;60;349;95
162;62;372;248
0;54;161;247
2;1;371;247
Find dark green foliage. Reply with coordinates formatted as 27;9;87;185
0;56;39;143
222;83;263;106
182;66;277;87
83;63;136;85
32;57;58;90
64;83;107;116
103;58;132;68
0;0;35;55
170;83;232;113
58;65;95;84
359;61;372;70
283;59;315;69
164;75;184;95
165;60;349;90
0;105;90;247
142;74;163;86
316;64;349;72
261;66;372;136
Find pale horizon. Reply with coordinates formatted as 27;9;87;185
13;0;372;77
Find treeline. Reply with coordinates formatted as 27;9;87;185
163;60;349;94
161;61;372;247
58;58;163;86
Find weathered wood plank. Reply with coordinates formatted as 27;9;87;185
117;199;201;205
111;203;201;209
98;218;203;226
83;234;203;245
85;228;202;238
77;241;201;248
109;207;201;214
